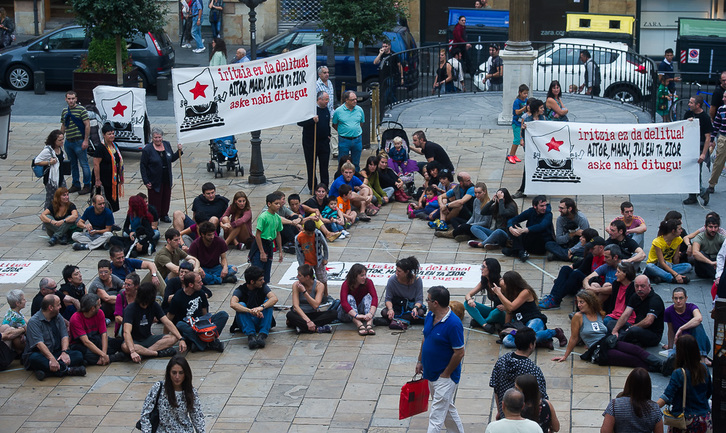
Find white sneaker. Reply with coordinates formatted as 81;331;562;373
338;233;346;239
193;47;206;53
342;230;350;237
182;43;191;48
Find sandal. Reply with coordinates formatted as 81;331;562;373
366;325;376;335
358;325;367;336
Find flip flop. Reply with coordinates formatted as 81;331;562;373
358;325;367;336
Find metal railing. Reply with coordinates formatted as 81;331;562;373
378;41;659;123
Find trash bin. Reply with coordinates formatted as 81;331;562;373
0;88;15;160
355;91;371;149
157;76;169;100
34;71;46;95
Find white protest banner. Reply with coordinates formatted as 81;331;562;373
278;262;482;288
0;260;47;284
172;45;316;142
523;120;699;195
93;86;147;149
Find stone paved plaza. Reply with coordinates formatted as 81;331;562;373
0;93;719;433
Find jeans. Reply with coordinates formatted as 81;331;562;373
678;323;712;357
249;238;273;283
337;135;362;172
545;241;570;261
617;322;662;347
469;225;493;242
427;377;464;433
201;264;237;285
26;349;83;375
502;318;555;348
628;232;645;249
210;20;222;39
549;266;587;304
64;139;90;188
176;311;229;351
235;304;273;336
192;19;203;49
644;262;692;283
473;227;510;247
464;301;505;327
326;222;344;232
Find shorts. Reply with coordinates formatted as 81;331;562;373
512;124;522;145
134;334;164;348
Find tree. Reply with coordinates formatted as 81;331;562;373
319;0;403;90
71;0;167;85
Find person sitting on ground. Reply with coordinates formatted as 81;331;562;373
69;293;119;365
155;228;202;282
249;193;284;283
31;277;78;318
172;182;229;233
644;219;692;284
87;259;123;320
167;271;228;353
361;155;388;208
122;195;157;257
605;219;646;265
114;273;139;337
300;183;342;243
492;271;566;350
516;374;561;433
435;172;476;232
503;195;554;262
188;221;238;285
450;182;492;243
267;191;304;252
489;327;548;419
230;266;279;349
286;264;337;334
613;201;647;248
23;294;86;380
611;275;665;348
410;130;455;173
2;289;26;354
121;282;186;362
108;245;163;290
336;184;359;228
321;195;349;238
71;193;114;251
663;287;711;365
0;324;24;370
377;153;411;203
295;220;331;298
380;256;426;325
464;258;505;333
329;162;372;221
582;244;623;305
338;263;378;336
40;187;78;246
468;187;519;249
689;213;725;279
485;388;542;433
220;190;254;250
602;262;636;331
409;185;440;220
60;265;86;320
545;197;590;261
601;368;663;433
553;290;664;373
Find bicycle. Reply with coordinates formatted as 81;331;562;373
670;82;712;121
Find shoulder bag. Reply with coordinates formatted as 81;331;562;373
662;368;688;429
136;380;163;432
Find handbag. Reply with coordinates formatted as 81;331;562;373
399;375;429;420
662;368;688;429
136;381;163;432
60;159;72;176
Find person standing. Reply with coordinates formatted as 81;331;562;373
60;91;91;195
94;124;124;212
34;130;67;208
332;90;364;172
658;48;680;98
484;389;542;433
416;285;465;433
180;0;193;49
140;127;182;224
208;0;223;40
710;71;726;119
683;96;713;205
578;50;600;97
315;66;337;158
298;91;331;193
191;0;205;54
485;44;503;91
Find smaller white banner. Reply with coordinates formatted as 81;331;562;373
93;86;147;147
0;260;47;284
278;262;482;288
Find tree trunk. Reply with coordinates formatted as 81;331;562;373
354;37;362;92
115;35;123;86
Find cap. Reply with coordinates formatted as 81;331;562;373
586;236;607;249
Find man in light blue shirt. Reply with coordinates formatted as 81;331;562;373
332;90;365;172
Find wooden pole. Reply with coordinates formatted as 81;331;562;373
312;122;317;189
177;149;188;213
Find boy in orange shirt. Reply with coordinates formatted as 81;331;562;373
294;220;330;297
336;184;358;228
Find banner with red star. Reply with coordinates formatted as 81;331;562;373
171;45;316;142
93;86;147;151
523;120;699;195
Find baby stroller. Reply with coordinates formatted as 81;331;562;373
207;135;244;178
378;121;417;195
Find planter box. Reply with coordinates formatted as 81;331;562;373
72;69;141;106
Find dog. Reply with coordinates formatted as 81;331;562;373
449;300;465;322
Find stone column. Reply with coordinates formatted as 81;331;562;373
497;0;537;125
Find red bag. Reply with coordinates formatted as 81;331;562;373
399;376;430;420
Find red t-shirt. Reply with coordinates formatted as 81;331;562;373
188;234;228;268
69;310;107;345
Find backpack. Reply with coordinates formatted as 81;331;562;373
31;146;53;178
187;313;219;343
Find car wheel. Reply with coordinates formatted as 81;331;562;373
363;78;379;92
608;85;641;104
6;65;32;90
137;71;148;88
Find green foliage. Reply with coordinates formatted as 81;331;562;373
79;38;130;74
69;0;167;41
319;0;401;47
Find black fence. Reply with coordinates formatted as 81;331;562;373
378;41;659;123
668;74;724;121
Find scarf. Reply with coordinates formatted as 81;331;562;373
105;142;124;202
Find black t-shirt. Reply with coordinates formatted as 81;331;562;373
379;51;401;78
167;289;209;322
162;277;183;312
627;290;664;337
684;110;713;146
191;194;229;223
233;284;271;309
606;236;640;260
123;301;165;341
489;56;503;85
423;141;454;172
60;282;86;301
378;168;400;189
46;202;77;220
711;86;726;114
303;197;327;213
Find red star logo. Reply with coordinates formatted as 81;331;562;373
545;137;564;152
189;81;208;100
325;266;334;272
111;101;127;117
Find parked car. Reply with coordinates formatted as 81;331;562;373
474;38;655;103
257;22;418;91
0;25;175;91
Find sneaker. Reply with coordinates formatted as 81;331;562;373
193;47;206;53
78;186;92;195
454;234;471;242
222;275;238;284
518;250;530;262
506;155;517;164
183;43;192;48
156;347;178;358
484;243;501;251
649;274;662;284
683;195;698;205
48;236;58;246
538;295;561;310
248;335;259;349
373;317;390;327
358;214;371;222
468;240;482;248
68;185;81;193
554;327;568;347
72;242;89;251
707;186;715;193
428;221;437;229
58;235;70;245
341;230;351;237
469;319;482;329
338;233;346;240
483;323;497;334
67;366;87;377
229;322;240;333
434;230;454;239
109;351;130;363
546;252;555;261
344;222;352;229
257;334;267;348
326;232;342;242
208;339;225;353
316;325;332;333
105;318;111;326
160;215;172;223
569;311;576;320
407;204;415;219
513;155;522;162
35;370;46;381
295;326;302;335
536;339;555;350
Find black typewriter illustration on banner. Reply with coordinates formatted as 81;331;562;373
530;124;581;183
99;90;142;144
177;68;225;132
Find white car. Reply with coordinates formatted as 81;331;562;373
475;38;655;103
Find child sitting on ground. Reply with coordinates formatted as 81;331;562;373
408;186;440;220
322;196;350;239
336;184;358;229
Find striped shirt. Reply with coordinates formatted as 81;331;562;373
712;105;726;142
60;105;89;141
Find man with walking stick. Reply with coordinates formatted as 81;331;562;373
297;91;331;193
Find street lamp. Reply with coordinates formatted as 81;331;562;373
239;0;267;184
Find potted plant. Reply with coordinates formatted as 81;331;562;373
72;38;139;104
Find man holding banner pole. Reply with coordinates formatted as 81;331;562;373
297;91;331;193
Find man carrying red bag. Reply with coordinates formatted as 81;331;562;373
416;285;466;433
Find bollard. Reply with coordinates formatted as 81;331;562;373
157;76;169;100
34;71;45;95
